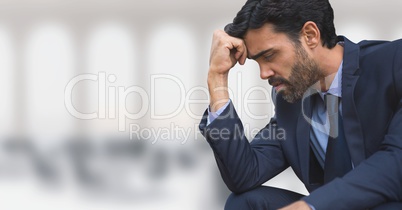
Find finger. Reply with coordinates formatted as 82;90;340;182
230;39;247;65
230;38;247;64
230;38;246;54
239;46;248;65
234;50;242;60
234;50;246;65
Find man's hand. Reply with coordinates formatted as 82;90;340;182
208;30;247;112
278;201;312;210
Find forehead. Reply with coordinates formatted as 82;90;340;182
244;23;294;58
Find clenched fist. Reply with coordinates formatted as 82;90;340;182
208;30;248;112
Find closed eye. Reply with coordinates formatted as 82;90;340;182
264;53;275;61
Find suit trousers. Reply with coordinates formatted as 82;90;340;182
224;186;402;210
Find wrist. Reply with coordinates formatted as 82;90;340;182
207;70;229;112
207;68;228;81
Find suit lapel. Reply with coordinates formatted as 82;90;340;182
296;89;315;183
341;37;366;166
275;93;312;183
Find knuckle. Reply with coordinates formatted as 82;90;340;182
213;29;224;38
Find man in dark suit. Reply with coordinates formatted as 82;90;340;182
199;0;402;209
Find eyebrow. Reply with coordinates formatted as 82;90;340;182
249;49;274;60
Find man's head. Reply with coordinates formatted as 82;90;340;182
225;0;337;103
225;0;337;48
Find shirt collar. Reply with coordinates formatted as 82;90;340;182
319;61;343;99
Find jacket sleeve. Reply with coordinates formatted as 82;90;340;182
199;101;289;193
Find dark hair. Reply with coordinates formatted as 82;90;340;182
224;0;337;49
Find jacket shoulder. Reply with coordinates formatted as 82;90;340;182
358;39;402;56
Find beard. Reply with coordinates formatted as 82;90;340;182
269;44;324;103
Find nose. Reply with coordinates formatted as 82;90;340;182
259;65;275;80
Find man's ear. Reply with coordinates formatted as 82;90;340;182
301;21;320;49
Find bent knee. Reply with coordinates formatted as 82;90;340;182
224;187;303;210
225;191;270;210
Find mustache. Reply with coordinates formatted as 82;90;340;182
268;76;290;86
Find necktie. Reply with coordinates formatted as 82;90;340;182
323;94;352;183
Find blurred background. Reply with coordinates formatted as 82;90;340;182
0;0;401;209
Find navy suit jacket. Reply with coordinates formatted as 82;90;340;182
199;36;402;209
